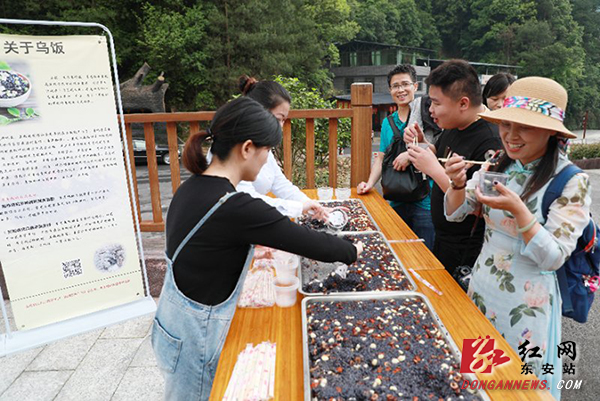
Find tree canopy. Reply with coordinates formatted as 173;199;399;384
1;0;599;127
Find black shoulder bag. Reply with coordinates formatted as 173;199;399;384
381;114;430;203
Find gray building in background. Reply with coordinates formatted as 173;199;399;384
331;40;519;130
331;40;433;130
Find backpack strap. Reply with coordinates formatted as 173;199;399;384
540;163;583;315
387;114;405;140
541;163;582;221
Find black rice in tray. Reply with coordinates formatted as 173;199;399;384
302;232;412;294
298;199;378;232
306;297;483;400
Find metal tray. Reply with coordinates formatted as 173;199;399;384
301;292;490;401
297;198;380;233
298;231;417;296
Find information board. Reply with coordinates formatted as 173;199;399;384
0;34;145;331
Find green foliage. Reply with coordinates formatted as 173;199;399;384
273;76;352;185
202;0;358;106
351;0;440;48
568;143;600;160
431;0;596;129
139;3;211;110
1;0;599;130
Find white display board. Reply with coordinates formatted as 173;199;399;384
0;21;155;355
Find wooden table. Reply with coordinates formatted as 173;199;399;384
210;190;554;400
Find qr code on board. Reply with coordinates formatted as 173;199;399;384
62;259;83;279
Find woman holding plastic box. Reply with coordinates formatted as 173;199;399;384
444;77;590;399
152;97;362;401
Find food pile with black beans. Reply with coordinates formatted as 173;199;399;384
302;232;411;294
306;297;481;400
298;199;378;232
0;71;29;99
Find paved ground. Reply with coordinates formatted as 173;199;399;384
0;301;163;401
0;129;598;400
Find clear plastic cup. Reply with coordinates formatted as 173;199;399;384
273;251;299;284
407;142;429;150
327;208;349;231
317;187;333;200
335;187;351;200
479;172;509;196
274;276;300;307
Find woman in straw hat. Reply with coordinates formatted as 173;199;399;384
444;77;591;399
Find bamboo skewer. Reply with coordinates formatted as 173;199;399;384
437;157;496;166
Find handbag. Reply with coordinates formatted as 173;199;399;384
381;114;430;203
452;265;472;292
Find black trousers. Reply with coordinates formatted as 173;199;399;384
433;232;483;278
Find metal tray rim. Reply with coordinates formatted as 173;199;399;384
299;198;381;233
301;291;491;401
298;230;418;296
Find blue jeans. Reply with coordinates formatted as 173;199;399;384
392;202;435;250
152;192;253;401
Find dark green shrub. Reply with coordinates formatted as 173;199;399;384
569;143;600;160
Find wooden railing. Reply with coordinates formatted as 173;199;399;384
122;83;372;232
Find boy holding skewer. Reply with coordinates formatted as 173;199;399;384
404;60;502;279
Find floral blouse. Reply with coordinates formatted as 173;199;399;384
444;153;591;399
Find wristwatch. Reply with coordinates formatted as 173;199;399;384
449;179;466;190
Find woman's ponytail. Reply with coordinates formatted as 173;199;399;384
182;130;211;175
239;75;258;96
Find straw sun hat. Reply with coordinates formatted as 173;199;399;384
479;76;576;139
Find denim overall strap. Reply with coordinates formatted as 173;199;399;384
153;190;255;401
167;191;238;265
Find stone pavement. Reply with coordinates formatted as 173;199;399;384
0;300;164;401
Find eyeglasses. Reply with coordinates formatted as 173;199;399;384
390;82;415;91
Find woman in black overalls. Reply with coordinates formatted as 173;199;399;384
152;97;362;400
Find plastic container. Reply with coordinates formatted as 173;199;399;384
274;276;300;307
317;187;333;200
335;187;351;200
327;208;349;231
273;251;299;285
479;171;509;197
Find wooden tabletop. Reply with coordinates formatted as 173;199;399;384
411;269;554;400
209;191;554;400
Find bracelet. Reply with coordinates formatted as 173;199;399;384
517;217;537;233
449;179;466;190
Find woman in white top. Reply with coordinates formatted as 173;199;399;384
236;75;326;219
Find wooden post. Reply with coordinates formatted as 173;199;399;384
283;119;292;180
143;122;163;224
124;123;141;224
306;118;315;189
350;83;372;187
166;122;181;194
328;118;338;188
